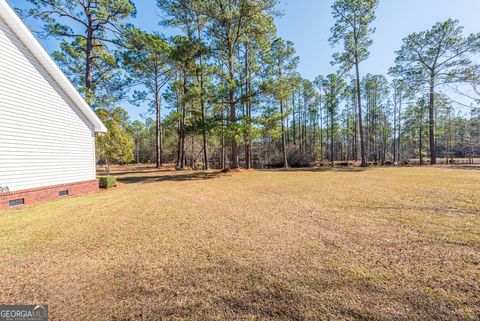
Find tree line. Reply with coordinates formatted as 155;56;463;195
21;0;480;170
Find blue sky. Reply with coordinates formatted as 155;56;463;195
10;0;480;119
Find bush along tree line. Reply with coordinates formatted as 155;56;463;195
20;0;480;169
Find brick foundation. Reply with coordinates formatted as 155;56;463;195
0;180;99;210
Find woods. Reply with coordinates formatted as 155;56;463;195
3;1;480;318
20;0;480;169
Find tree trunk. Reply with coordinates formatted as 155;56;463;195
429;75;437;165
353;93;358;162
197;26;209;170
398;94;402;161
280;98;288;168
319;99;323;162
419;125;423;166
354;54;367;167
85;28;94;106
393;93;397;163
221;108;226;169
292;94;297;146
330;111;334;166
191;132;195;169
155;98;161;168
228;46;239;168
159;98;164;166
244;43;252;169
154;63;162;168
175;87;181;168
180;71;187;168
176;120;181;167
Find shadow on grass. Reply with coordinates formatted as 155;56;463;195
442;165;480;171
266;167;366;173
348;204;479;216
97;166;172;176
117;171;222;184
117;167;367;185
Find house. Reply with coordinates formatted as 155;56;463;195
0;0;107;209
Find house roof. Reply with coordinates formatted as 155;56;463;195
0;0;107;133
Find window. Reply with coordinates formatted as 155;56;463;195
9;198;24;207
59;190;69;197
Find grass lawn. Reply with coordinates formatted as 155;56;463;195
0;166;479;320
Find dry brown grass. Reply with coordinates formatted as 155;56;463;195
0;166;479;320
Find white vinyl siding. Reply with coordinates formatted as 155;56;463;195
0;19;96;192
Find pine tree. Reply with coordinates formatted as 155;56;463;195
330;0;379;167
390;19;480;164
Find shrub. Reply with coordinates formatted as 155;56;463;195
99;176;117;189
287;149;312;168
